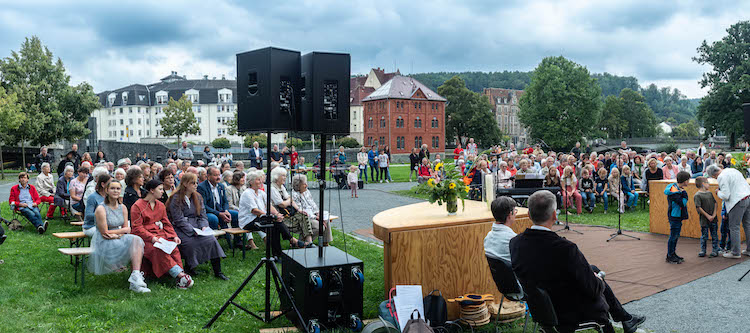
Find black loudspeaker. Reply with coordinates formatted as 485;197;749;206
236;47;301;133
298;52;351;134
743;103;750;140
281;247;364;331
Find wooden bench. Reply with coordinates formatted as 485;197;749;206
70;221;84;226
222;228;250;259
53;231;87;248
59;247;92;288
636;190;648;210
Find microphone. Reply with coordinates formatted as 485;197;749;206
597;270;606;279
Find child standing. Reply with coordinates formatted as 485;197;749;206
719;203;732;251
378;150;389;183
578;168;596;213
665;171;691;264
347;165;359;198
694;177;719;257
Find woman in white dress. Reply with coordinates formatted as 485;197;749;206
89;181;150;293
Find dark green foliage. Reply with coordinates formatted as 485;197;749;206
410;71;531;93
438;76;503;146
694;20;750;140
211;137;231;149
336;137;360;148
244;133;268;148
671;119;700;138
641;84;696;124
285;137;303;148
592;73;640;98
518;56;602;149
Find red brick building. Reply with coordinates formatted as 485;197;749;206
362;76;446;153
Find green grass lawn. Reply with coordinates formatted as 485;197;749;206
0;200;622;333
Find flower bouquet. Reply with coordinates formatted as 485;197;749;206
415;163;469;215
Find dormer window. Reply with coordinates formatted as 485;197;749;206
156;91;168;105
185;89;199;104
108;93;116;107
218;88;232;104
121;92;128;105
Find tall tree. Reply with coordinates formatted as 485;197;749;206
693;20;750;144
160;95;200;142
438;76;503;146
592;73;640;98
518;56;602;149
619;88;658;137
672;119;700;138
0;87;25;178
599;95;628;138
0;36;99;166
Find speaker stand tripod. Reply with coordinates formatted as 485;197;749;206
607;175;640;242
204;131;309;332
556;175;583;235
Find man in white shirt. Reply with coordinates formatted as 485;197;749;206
484;197;518;262
706;164;750;258
176;141;194;160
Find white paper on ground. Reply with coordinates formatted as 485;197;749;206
193;227;215;236
153;238;177;254
394;285;424;332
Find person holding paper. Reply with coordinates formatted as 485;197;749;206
131;179;193;289
166;173;228;280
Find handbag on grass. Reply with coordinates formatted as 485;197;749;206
402;310;434;333
423;289;447;327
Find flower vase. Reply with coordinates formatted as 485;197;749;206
446;199;458;215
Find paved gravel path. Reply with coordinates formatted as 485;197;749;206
309;181;422;243
624;257;750;333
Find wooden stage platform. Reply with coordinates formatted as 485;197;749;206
560;224;747;304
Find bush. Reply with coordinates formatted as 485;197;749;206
286;137;303;148
211;137;231;149
655;142;678;154
243;134;267;148
336;137;360;148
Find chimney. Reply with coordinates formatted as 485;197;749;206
221;74;226;80
203;75;208;80
213;76;216;80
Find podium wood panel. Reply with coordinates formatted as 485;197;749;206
374;200;531;319
648;179;746;241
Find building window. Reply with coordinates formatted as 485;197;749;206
187;93;199;104
129;130;133;136
219;92;232;103
156;93;168;104
368;117;373;129
146;118;150;125
197;117;201;123
380;117;386;128
379;136;385;146
396;116;403;128
138;130;142;136
432;136;440;149
414;136;422;148
367;137;373;146
129;119;133;125
193;105;201;113
137;118;141;125
432;117;438;128
414;117;421;128
418;103;422;109
122;93;128;105
120;130;124;136
120;108;123;114
353;110;357;120
120;119;124;125
146;130;150;136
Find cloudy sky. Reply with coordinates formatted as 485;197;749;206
1;0;747;98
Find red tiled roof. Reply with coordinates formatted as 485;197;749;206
482;88;524;105
371;67;401;87
350;85;375;106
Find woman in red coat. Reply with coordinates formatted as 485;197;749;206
130;179;193;289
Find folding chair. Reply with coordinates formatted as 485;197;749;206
486;256;530;333
522;284;610;333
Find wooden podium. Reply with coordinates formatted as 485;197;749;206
373;200;531;319
648;179;747;241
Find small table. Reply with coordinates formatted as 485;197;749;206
373;200;532;319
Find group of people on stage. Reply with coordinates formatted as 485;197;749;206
7;143;334;293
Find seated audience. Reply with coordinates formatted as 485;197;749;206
578;168;596;213
158;169;177;203
291;174;334;246
496;161;513;189
239;170;305;256
89;181;150;293
483;197;518;262
36;163;57;219
621;165;638;210
83;172;110;237
197;166;239;242
69;166;90;215
510;190;645;333
225;171;259;250
662;157;679;180
595;167;609;214
54;165;75;219
166;173;228;280
123;168;145;219
417;158;433;184
271;168;313;246
131;179;194;289
691;156;704;178
9;172;47;233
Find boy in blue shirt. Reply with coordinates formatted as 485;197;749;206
665;171;691;264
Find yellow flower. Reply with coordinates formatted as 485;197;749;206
435;162;443;171
449;182;456;189
427;178;435;187
464;187;470;193
731;158;737;166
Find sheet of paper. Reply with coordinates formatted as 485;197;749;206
394;285;424;332
193;227;215;236
322;211;331;221
153;238;177;254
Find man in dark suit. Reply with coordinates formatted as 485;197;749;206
248;141;263;169
510;190;645;333
197;166;239;243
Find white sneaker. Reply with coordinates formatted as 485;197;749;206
130;282;151;293
386;180;390;183
176;274;194;289
723;252;741;259
128;271;147;288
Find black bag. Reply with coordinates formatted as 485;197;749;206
423;289;448;327
358;180;364;189
276;204;297;217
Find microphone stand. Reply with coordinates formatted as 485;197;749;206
607;172;640;242
556;171;583;235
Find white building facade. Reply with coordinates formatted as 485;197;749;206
93;72;248;145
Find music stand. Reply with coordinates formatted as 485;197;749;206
607;172;640;242
555;171;583;235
